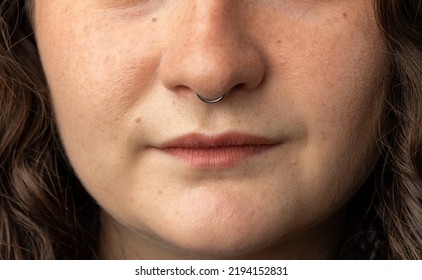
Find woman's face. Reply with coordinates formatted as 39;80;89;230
34;0;387;258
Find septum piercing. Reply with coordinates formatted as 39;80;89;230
196;92;225;104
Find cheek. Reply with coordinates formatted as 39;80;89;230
35;8;161;156
265;11;388;209
276;15;387;146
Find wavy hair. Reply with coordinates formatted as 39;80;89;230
0;0;421;259
373;0;422;259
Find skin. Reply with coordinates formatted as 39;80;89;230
33;0;388;259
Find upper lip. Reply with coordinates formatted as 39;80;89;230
158;132;280;149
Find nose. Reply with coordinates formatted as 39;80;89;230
159;2;265;102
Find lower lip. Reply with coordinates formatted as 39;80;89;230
160;145;275;168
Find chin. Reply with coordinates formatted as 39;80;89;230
150;211;286;259
146;187;284;258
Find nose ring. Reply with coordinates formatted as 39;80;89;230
196;93;225;104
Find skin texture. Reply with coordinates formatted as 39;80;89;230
33;0;388;259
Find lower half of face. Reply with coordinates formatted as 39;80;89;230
35;0;388;258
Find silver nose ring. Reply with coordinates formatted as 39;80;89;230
196;92;225;104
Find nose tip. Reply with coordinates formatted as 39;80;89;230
159;10;265;102
163;46;264;99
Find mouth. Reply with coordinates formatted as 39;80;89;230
156;132;281;168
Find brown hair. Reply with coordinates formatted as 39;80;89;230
0;0;421;259
373;0;422;259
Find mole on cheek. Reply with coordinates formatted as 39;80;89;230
152;17;158;22
135;117;143;124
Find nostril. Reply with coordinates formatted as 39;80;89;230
233;83;247;91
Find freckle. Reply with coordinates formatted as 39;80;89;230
154;190;162;200
342;13;347;19
152;17;157;22
277;40;282;44
135;117;142;124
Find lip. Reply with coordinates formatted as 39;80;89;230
156;132;281;168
